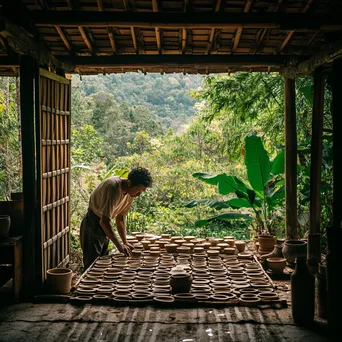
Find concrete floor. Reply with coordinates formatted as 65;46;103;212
0;301;332;342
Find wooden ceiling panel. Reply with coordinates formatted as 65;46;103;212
0;0;340;75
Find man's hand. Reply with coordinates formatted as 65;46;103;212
125;242;134;250
118;244;132;257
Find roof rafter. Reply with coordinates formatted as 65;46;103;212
97;0;103;11
207;0;222;54
152;0;161;54
182;29;187;54
55;26;72;53
107;27;117;54
232;0;253;53
182;0;190;54
276;0;313;54
131;27;137;53
251;0;283;54
78;26;95;54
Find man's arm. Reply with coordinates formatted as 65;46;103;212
115;214;134;250
100;215;132;256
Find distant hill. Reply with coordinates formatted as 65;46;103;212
72;72;203;131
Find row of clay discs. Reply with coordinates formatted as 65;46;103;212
126;233;247;255
76;253;268;293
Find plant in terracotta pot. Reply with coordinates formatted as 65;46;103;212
184;135;285;237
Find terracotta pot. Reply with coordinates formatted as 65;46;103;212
272;244;284;258
235;241;246;253
170;273;193;294
141;240;151;250
165;243;178;253
0;215;11;239
258;235;276;254
282;240;307;264
46;268;72;294
266;257;286;274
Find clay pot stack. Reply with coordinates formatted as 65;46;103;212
72;233;276;306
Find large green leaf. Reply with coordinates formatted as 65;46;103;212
183;199;230;210
244;135;271;194
217;175;241;195
227;198;252;209
195;212;252;227
192;172;226;185
233;176;249;192
271;150;284;175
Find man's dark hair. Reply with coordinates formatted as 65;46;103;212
128;166;153;187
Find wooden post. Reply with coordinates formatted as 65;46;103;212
307;67;324;273
332;60;342;228
326;58;342;338
284;78;298;240
20;56;40;296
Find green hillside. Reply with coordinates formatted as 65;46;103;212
72;72;203;130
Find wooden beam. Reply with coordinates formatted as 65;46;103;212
131;27;137;53
277;31;295;54
97;0;103;11
276;0;313;54
152;0;161;54
251;0;283;55
155;28;161;53
280;40;342;79
327;59;342;339
61;54;299;69
307;67;324;273
122;0;128;11
152;0;158;12
182;29;187;54
232;0;253;53
0;18;74;71
107;28;117;54
309;68;324;235
66;0;74;9
207;0;222;54
55;26;72;52
78;26;94;54
284;77;298;240
332;59;342;228
20;56;40;296
30;11;342;30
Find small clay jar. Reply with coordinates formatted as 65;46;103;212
141;240;151;250
135;234;145;241
235;241;246;253
170;272;193;294
165;243;178;253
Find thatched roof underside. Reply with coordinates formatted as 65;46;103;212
1;0;342;75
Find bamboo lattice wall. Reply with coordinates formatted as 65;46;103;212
39;69;71;279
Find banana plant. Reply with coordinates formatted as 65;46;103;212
185;135;285;235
